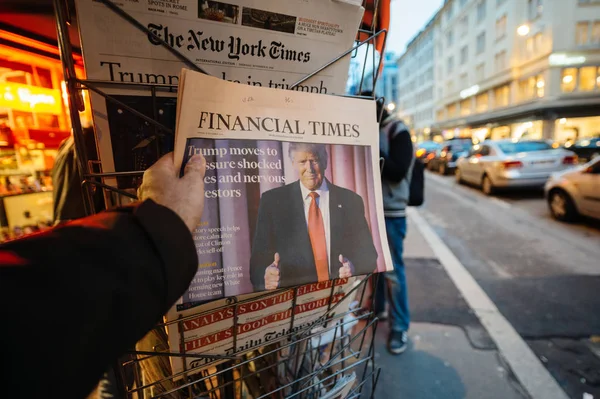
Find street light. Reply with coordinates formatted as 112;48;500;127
387;102;396;111
517;24;530;36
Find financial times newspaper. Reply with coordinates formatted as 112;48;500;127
74;0;364;188
173;69;392;303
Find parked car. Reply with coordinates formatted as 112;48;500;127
428;139;472;175
545;157;600;222
455;139;579;195
415;141;441;166
564;137;600;163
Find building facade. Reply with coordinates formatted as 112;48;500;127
396;17;437;138
348;51;400;110
400;0;600;144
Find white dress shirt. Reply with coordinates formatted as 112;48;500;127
300;180;331;273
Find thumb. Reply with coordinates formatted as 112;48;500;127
273;252;280;268
183;154;206;180
339;254;347;264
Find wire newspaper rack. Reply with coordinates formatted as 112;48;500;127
52;0;388;397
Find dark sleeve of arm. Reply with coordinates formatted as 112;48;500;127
381;130;414;183
347;195;378;276
249;193;274;291
0;199;197;398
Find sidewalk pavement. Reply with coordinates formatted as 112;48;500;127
373;212;528;399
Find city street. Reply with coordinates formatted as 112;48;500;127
375;170;600;399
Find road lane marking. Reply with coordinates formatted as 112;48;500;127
407;207;569;399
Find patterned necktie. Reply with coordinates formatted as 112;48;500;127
308;192;329;281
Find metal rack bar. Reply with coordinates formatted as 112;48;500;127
52;0;389;396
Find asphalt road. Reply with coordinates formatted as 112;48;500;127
420;170;600;398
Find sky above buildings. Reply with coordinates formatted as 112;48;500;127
387;0;444;55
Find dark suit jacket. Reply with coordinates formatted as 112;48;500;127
250;180;378;290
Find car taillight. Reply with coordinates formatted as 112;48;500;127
502;160;523;169
562;155;578;165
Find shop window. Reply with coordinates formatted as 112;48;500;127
536;76;545;97
36;114;60;129
518;75;543;100
597;67;600;89
476;92;489;113
35;68;54;89
447;103;457;118
561;68;578;92
436;109;445;121
460;98;471;116
494;85;509;108
580;66;597;91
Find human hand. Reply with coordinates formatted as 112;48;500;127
264;253;280;290
338;254;355;279
138;153;206;231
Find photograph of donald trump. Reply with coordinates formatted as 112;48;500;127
250;142;378;290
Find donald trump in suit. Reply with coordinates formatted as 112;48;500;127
250;143;378;290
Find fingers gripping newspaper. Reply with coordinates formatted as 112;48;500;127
164;69;393;376
74;0;365;189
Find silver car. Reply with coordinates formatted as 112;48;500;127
545;158;600;222
455;140;578;195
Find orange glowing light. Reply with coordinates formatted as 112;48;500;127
0;82;62;114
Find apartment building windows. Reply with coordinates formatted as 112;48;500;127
476;32;486;54
576;21;600;46
494;85;510;107
447;1;454;19
477;0;487;22
460;72;468;88
447;56;455;74
495;15;507;40
459;15;469;36
528;0;543;20
447;29;454;47
526;33;543;54
475;63;485;82
494;51;507;72
460;45;469;65
447;80;455;95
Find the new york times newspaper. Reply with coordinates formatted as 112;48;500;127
74;0;364;189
